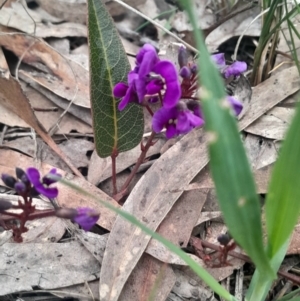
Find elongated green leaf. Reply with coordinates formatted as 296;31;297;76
246;240;289;301
179;0;274;278
88;0;144;158
265;102;300;257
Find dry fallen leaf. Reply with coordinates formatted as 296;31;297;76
0;241;100;295
0;2;87;38
245;107;294;140
205;5;261;52
0;73;81;176
0;26;90;108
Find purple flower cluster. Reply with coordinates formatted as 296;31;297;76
113;44;247;139
1;167;100;233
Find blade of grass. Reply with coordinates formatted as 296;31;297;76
177;0;274;278
265;101;300;257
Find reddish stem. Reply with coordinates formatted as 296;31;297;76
193;237;300;285
114;131;156;202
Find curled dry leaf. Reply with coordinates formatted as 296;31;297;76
0;26;90;108
0;73;81;176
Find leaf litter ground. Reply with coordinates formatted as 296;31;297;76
0;0;300;300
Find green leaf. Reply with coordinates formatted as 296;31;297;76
246;240;289;301
265;102;300;257
178;0;274;278
88;0;144;158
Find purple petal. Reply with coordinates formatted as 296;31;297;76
113;83;128;98
146;79;163;95
138;45;159;78
26;167;59;198
152;61;181;108
176;112;190;133
166;124;177;139
223;61;247;78
40;187;59;198
177;111;204;134
118;84;137;111
227;96;243;115
135;77;147;103
136;44;158;66
43;169;61;186
26;167;41;185
211;53;226;67
187;111;204;127
73;207;100;231
128;70;138;84
152;107;177;133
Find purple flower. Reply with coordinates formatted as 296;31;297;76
223;61;247;78
73;207;100;231
114;44;181;110
227;96;243;116
211;53;226;67
26;168;61;198
114;71;139;111
152;102;204;138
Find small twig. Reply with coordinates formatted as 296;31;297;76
114;131;156;202
112;0;198;53
193;237;300;285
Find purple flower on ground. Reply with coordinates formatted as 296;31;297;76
26;167;61;198
73;207;100;231
227;96;243;116
152;102;204;138
223;61;247;78
211;53;226;67
114;44;181;110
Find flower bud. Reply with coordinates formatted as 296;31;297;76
179;66;191;78
176;100;188;111
1;174;17;188
14;182;27;194
217;233;231;246
178;46;188;68
16;168;26;180
190;64;197;74
0;199;13;211
55;208;77;219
